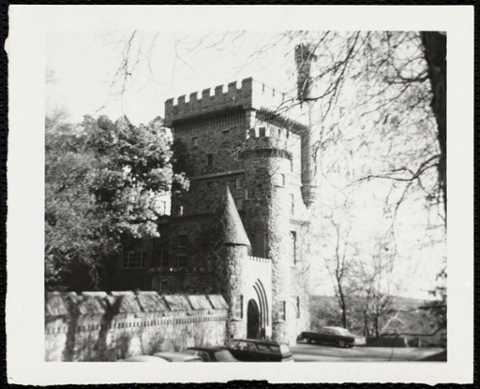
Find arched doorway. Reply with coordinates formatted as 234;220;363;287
247;299;260;339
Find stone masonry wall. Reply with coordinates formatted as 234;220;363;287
45;291;228;361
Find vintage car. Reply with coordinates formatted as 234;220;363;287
116;355;169;363
183;346;238;362
153;351;203;362
225;339;294;362
300;326;365;348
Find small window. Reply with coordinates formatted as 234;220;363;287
259;127;266;137
290;194;295;215
159;280;168;293
177;205;184;216
278;173;285;187
277;300;286;321
253;232;265;258
233;295;243;319
155;200;167;215
207;154;213;166
178;235;188;247
290;231;297;264
236;198;243;211
296;296;301;318
124;251;146;269
236;177;243;189
192;137;198;147
177;255;187;268
234;150;242;161
152;248;169;267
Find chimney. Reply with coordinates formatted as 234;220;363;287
295;43;319;208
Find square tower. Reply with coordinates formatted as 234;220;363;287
159;78;311;343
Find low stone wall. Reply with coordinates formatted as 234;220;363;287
45;291;228;362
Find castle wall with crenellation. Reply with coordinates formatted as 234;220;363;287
45;291;228;361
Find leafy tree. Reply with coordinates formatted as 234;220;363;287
45;114;185;290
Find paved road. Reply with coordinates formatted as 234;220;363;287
291;343;444;362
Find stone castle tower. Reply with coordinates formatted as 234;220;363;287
145;77;315;343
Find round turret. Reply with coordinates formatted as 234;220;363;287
203;186;250;339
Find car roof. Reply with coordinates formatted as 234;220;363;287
153;352;202;361
231;338;287;346
186;346;227;352
119;355;169;363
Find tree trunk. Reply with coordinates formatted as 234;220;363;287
421;32;447;219
337;283;348;328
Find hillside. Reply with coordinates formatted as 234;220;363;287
309;295;446;347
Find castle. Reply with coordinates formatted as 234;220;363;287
113;73;319;344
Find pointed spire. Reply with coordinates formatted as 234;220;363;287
202;186;251;247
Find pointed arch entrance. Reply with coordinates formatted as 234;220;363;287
246;279;269;339
247;299;260;339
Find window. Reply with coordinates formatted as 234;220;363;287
159;280;169;293
290;231;297;264
207;154;213;166
296;296;300;318
152;247;169;267
277;300;286;321
123;251;146;269
259;127;266;137
234;150;242;161
233;295;243;319
235;198;243;211
192;137;198;147
177;255;187;268
253;232;265;258
155;200;167;215
178;235;188;247
222;130;229;136
237;341;257;352
290;194;295;215
176;205;184;216
236;177;243;189
277;173;285;187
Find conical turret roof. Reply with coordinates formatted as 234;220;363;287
202;186;251;247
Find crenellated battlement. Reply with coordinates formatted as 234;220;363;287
164;77;307;127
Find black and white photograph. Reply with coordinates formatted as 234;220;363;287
6;5;473;385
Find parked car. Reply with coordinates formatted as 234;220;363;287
117;355;169;363
300;326;365;348
153;351;203;362
183;346;238;362
225;339;294;362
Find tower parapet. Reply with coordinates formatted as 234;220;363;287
165;78;307;129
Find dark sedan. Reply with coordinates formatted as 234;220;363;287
183;346;238;362
300;326;365;348
226;339;294;362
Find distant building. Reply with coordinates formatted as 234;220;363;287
114;77;318;344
